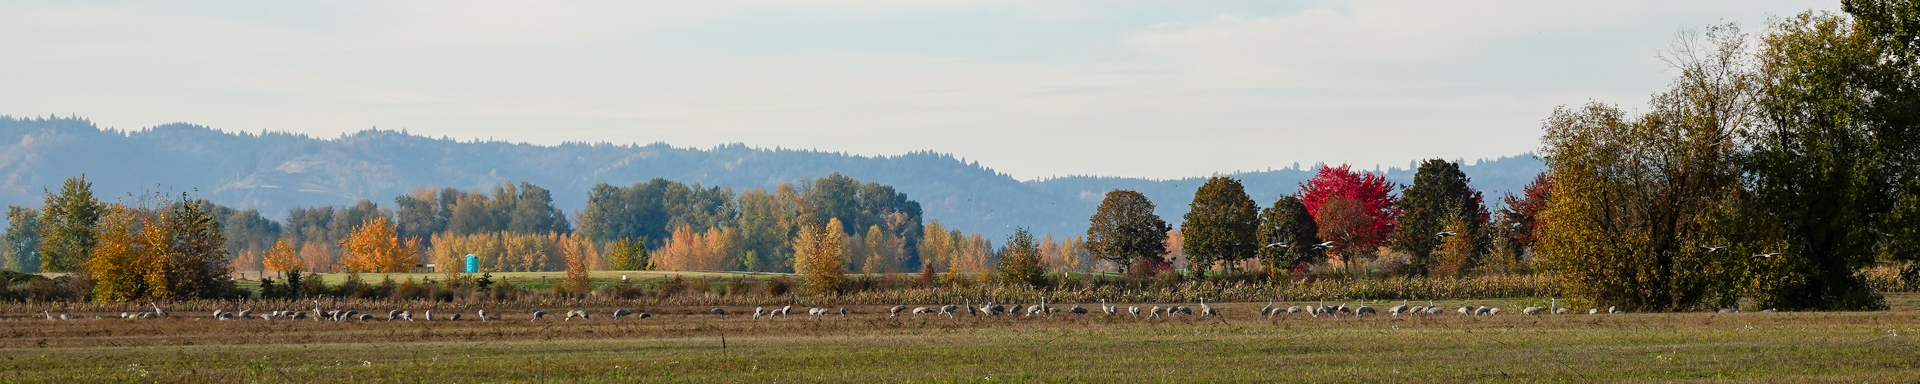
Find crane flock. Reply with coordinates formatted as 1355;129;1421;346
68;297;1653;324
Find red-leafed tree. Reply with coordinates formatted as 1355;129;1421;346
1500;172;1550;251
1298;165;1399;274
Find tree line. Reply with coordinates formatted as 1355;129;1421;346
1080;161;1545;282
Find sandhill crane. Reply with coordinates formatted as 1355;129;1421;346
889;305;907;318
636;312;653;319
1354;302;1376;317
388;309;404;321
1148;306;1165;318
213;309;230;320
1425;304;1445;315
1588;308;1599;314
1458;306;1474;316
808;308;828;318
711;308;728;318
565;310;589;321
1389;300;1408;316
838;307;849;317
357;314;372;321
754;307;767;320
447;313;461;321
401;310;415;322
775;306;793;317
1483;307;1499;316
290;311;307;320
151;302;167;318
939;304;959;318
913;306;933;317
987;303;1006;317
1286;306;1301;315
530;309;547;321
613;309;632;319
1263;300;1279;317
1128;306;1141;318
1199;298;1217;317
1006;304;1025;316
1067;304;1088;315
1523;306;1544;315
478;309;489;322
1101;300;1116;316
1172;306;1194;316
1609;306;1623;314
236;309;252;319
964;298;977;316
423;310;434;321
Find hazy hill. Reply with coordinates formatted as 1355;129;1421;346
0;115;1544;241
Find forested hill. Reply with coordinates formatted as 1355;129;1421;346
0;115;1544;241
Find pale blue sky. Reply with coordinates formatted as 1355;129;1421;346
0;1;1837;179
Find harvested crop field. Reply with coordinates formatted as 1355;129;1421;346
4;297;1919;382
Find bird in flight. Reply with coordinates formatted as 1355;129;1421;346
1752;253;1783;259
1435;231;1458;238
1700;245;1728;252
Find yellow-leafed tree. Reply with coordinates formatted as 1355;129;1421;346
793;219;846;293
338;217;419;273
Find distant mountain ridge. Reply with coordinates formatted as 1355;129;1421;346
0;115;1545;241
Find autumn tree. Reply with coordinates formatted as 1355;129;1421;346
1085;190;1171;274
1391;159;1486;276
559;234;594;292
263;239;300;275
1255;196;1323;276
1538;25;1755;311
1180;176;1260;276
1500;173;1552;253
86;205;146;301
299;242;335;273
1299;165;1399;276
793;219;847;293
4;206;43;272
338;217;420;273
39;176;104;272
997;228;1044;286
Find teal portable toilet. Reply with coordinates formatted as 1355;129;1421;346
465;254;479;273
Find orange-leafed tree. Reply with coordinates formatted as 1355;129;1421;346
558;234;594;292
263;239;300;275
338;217;419;273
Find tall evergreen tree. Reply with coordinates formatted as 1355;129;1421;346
1180;176;1260;276
38;176;104;273
1391;159;1486;276
1255;196;1323;275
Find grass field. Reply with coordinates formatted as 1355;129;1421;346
3;296;1919;382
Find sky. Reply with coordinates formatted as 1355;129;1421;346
0;0;1839;180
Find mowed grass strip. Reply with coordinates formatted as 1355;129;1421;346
2;306;1917;382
